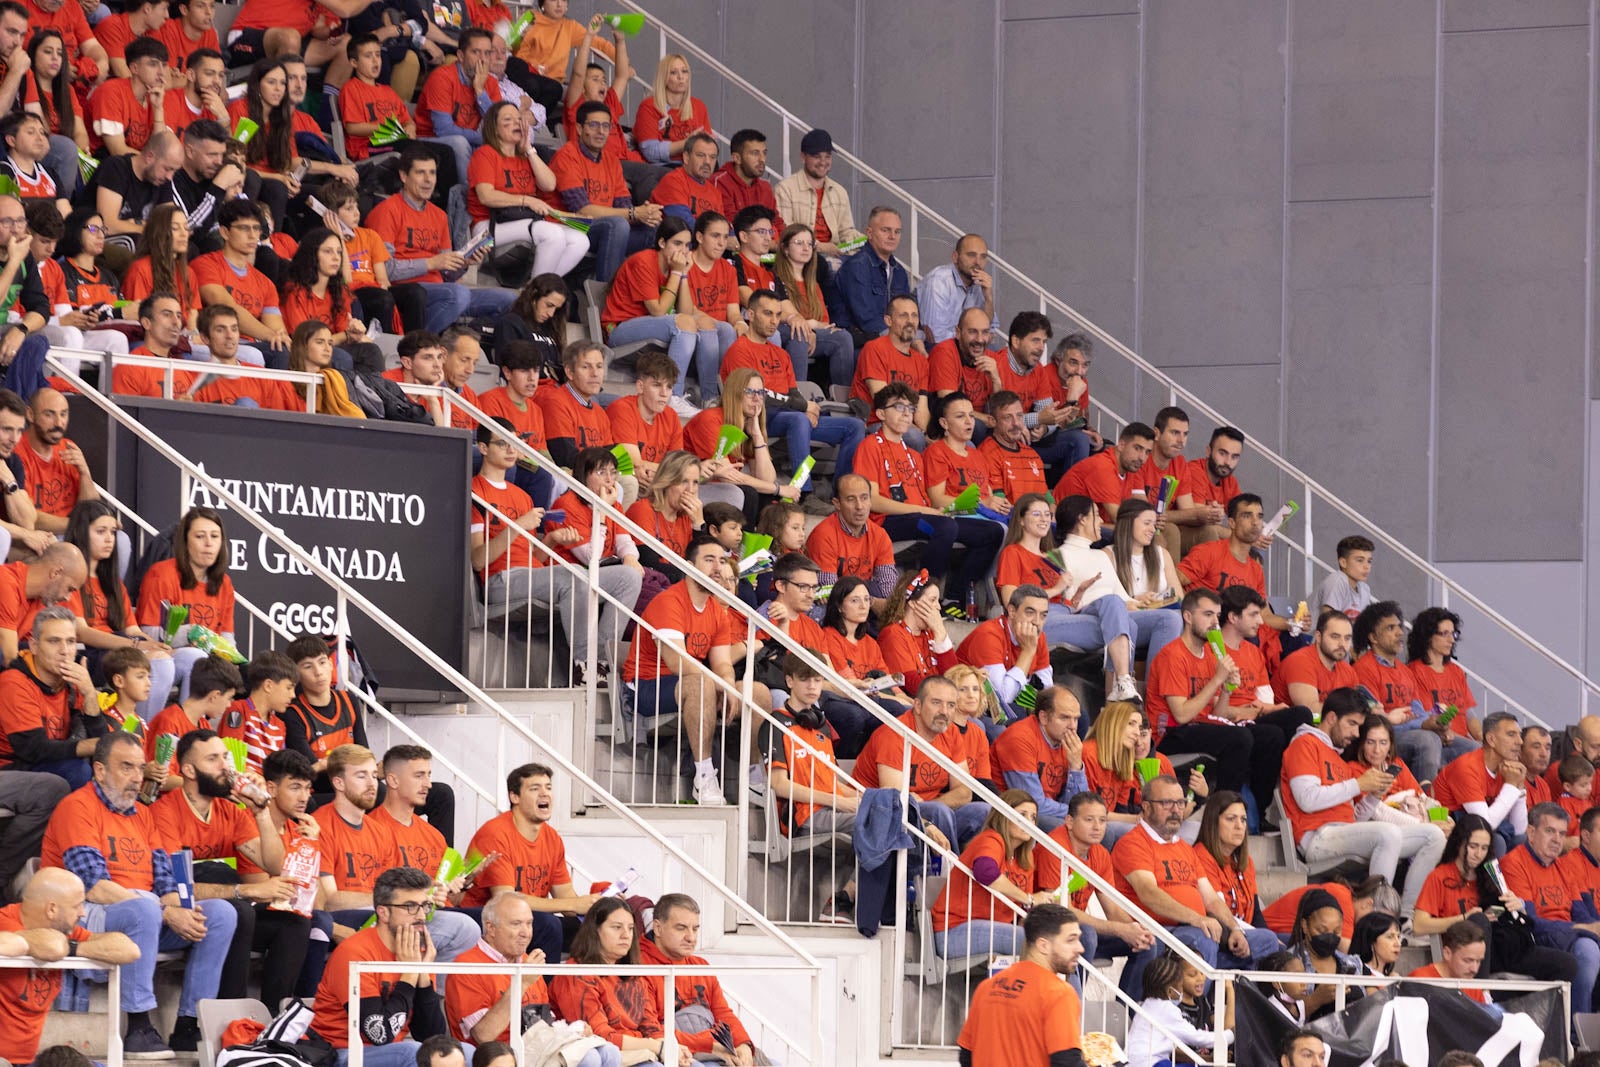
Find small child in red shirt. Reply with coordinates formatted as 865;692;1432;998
1558;753;1595;825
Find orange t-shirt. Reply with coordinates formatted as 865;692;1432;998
1193;845;1258;922
995;543;1063;601
1144;637;1222;738
0;904;91;1064
477;388;548;453
195;372;305;412
1053;448;1145;523
957;616;1050;676
41;781;161;890
472;475;544;578
339;78;410;162
368;805;447;877
1354;653;1418;710
1432;749;1506;812
622;581;733;683
310;926;409;1047
314;806;395;894
445;942;549;1043
548;139;628;211
1273;645;1359;707
1179;458;1241;510
1279;731;1358;841
851;711;959;799
459;811;572;909
71;575;135;636
191;252;282;337
467;146;539;224
414;63;501;139
625;499;693;561
142;703;208;767
685;256;738;322
281;284;351;335
852;432;930;521
994;357;1053;410
1226;638;1275;708
151;19;218;70
16;440;80;519
86;77;157;153
758;708;841;835
344;227;389;291
1110;823;1206;923
877;621;958;699
979;436;1049;500
1415;862;1481;922
991;715;1074;804
1408;660;1476;737
958;959;1082;1066
121;257;201;317
0;657;72;765
927;338;995;411
534;385;613;451
932;827;1030;932
604;395;683;464
134;557;234;634
1081;737;1157;815
366;194;453;284
631;95;710;161
720;335;794;391
923;438;991;499
1263;883;1356;938
851;336;929;406
803;513;894;583
1177;539;1265;598
1033;827;1112;910
1409;962;1489;1004
818;627;889;682
150;788;259;861
112;348;200;398
647;167;725;217
0;560;26;634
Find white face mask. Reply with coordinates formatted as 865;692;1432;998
1167;988;1184;1004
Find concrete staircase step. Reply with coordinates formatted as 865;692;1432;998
1257;868;1308;908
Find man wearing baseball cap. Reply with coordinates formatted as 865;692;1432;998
774;128;863;258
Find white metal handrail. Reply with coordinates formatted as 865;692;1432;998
49;354;826;994
64;346;324;414
595;0;1600;717
346;959;822;1067
0;954;123;1065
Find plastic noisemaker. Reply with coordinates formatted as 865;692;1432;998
162;603;189;644
1134;757;1162;785
140;734;178;804
789;455;816;491
945;483;981;515
232;117;260;145
369;116;408;147
609;444;635;475
604;12;645;34
1204;629;1237;691
1153;475;1179;515
1064;870;1088;896
1260;500;1300;539
222;737;248;773
712;423;748;461
505;8;535;45
1015;684;1038;711
186;625;247;664
77;150;99;183
552;213;591;234
436;848;465;885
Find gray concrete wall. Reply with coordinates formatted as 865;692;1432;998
621;0;1597;703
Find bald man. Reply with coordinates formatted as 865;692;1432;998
20;388;97;534
0;867;140;1065
0;541;88;663
1548;717;1600;795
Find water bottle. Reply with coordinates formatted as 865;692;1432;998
605;866;639;898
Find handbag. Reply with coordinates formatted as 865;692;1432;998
491;205;540;225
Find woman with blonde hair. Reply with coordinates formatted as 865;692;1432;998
930;789;1051;959
683;367;801;520
632;52;711;163
1084;702;1207;847
625;449;703;580
943;662;999;775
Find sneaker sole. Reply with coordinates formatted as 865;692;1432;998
125;1051;176;1061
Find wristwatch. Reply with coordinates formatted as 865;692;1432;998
1;482;20;496
67;940;78;957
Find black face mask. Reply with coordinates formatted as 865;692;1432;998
1309;932;1341;959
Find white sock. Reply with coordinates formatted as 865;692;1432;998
695;758;716;778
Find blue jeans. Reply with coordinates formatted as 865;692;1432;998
1131;606;1184;659
913;797;989;851
27;757;90;790
3;331;54;398
769;409;865;482
1044;596;1134;662
935;919;1023;960
335;1043;423;1067
607;315;700;398
1035;427;1093;484
586;215;657;284
46;134;79;202
880;513;1004;606
85;893;237;1016
778;322;852;389
416;283;516;333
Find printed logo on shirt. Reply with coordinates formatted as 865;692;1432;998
107;834;147;867
513;862;550;896
20;969;53;1006
395;842;442;873
339;847;382;886
1158;854;1197;884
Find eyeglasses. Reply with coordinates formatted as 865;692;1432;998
749;227;774;237
1147;798;1186;808
382;900;430;916
1435;629;1459;639
582;121;613;132
0;216;26;228
227;224;262;235
85;225;105;235
743;388;764;397
884;403;914;415
780;580;817;593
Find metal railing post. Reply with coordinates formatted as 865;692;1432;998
1302;483;1314;601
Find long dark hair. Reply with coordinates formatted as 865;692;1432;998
1197;790;1249;874
244;58;293;173
283;228;349;326
509;273;569;344
133;204;191;309
27;30;73;140
64;500;129;632
1349;912;1401;975
1109;498;1164;596
1341;714;1397;767
1440;812;1497;906
174;506;229;595
821;576;868;638
566;897;639;965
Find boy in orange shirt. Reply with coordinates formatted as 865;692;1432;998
319;180;429;335
1558;754;1595;826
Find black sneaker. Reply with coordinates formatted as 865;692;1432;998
124;1022;175;1060
169;1016;200;1053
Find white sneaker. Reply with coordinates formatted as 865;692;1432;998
1108;675;1141;703
669;395;702;421
693;772;727;806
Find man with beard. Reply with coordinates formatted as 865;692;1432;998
151;729;310;1016
978;390;1050;502
164;118;244;255
115;292;198;397
461;762;603;961
310;864;442;1064
314;744;478;961
18;388;96;533
849;294;929;443
957;903;1085;1067
40;730;239;1057
0;868;139;1066
1176;425;1245;550
0;604;100;789
243;748;335;1004
1274;611;1360;721
930;308;1003;438
1177;493;1295;664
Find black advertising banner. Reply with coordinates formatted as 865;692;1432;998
108;399;472;693
1234;978;1566;1067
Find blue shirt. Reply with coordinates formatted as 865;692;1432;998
827;246;909;332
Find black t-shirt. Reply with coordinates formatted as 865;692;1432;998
83;154;162;227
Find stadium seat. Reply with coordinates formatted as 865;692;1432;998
912;875;991;984
582;279;665;374
198;997;272;1067
748;773;850;865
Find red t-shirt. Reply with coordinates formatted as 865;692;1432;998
927;338;995;411
686;256;738;322
0;903;91;1064
604;395;682;464
994;356;1052;409
467;145;538;224
1053;448;1145;523
280;284;350;335
851;710;964;799
1145;638;1222;738
978;437;1049;500
631;95;710;161
958;960;1082;1066
818;627;889;682
991;715;1073;804
647;167;725;217
87;78;157;153
1415;862;1480;921
548;138;628;210
1279;731;1358;841
803;513;894;583
365;194;452;284
472;475;543;578
534;386;612;451
1354;652;1418;710
17;440;81;518
851;336;929;406
1408;660;1477;737
150;788;259;861
995;544;1063;602
622;581;732;683
1194;845;1259;922
932;827;1030;932
459;811;571;908
1432;749;1510;812
191;252;282;336
1033;827;1112;909
152;19;219;70
1177;540;1265;597
134;557;234;634
1110;824;1207;923
923;438;991;499
1499;844;1578;922
1273;645;1359;707
311;927;410;1047
1179;458;1241;509
625;499;693;560
720;335;794;391
476;388;548;452
956;617;1050;677
0;656;73;765
852;432;929;522
41;781;160;890
415;63;501;139
445;942;549;1043
368;804;447;876
340;78;410;162
600;249;666;330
